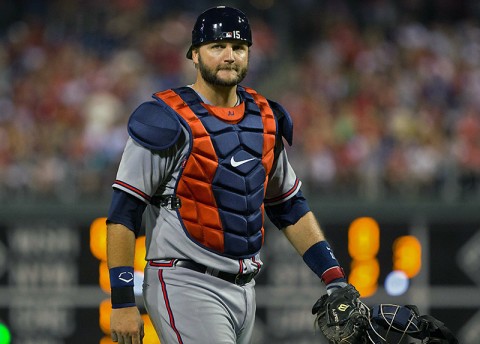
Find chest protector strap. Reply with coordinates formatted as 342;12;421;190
154;86;277;258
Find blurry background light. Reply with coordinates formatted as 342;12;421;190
385;270;410;296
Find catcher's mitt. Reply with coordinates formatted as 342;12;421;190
312;284;370;343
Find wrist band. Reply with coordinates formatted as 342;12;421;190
302;241;346;285
109;266;136;308
111;286;136;309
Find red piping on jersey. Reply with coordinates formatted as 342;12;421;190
114;180;151;202
264;178;300;204
149;259;175;267
158;269;184;344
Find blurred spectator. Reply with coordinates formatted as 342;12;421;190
1;0;480;202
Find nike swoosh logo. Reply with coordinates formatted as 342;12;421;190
230;156;256;167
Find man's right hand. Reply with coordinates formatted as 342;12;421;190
110;307;145;344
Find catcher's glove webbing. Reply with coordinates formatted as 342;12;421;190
367;304;459;344
312;284;370;344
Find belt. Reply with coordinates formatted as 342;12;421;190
174;260;257;286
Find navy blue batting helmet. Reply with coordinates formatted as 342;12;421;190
186;6;252;59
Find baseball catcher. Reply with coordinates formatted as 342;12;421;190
312;285;458;343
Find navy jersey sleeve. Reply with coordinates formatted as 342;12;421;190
265;189;310;230
107;189;147;236
264;144;310;229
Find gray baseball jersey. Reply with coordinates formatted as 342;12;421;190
111;86;302;343
113;87;300;275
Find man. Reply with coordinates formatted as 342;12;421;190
106;6;356;344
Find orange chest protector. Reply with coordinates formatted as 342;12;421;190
154;86;277;258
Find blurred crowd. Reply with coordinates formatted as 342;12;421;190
1;0;480;202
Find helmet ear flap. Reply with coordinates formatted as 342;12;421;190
186;46;195;60
189;46;200;64
186;6;252;59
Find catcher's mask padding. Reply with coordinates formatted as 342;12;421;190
368;304;459;344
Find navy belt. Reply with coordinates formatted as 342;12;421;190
174;260;257;286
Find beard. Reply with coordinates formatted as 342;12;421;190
198;55;248;87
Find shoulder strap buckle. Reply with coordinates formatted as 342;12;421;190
152;195;182;210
